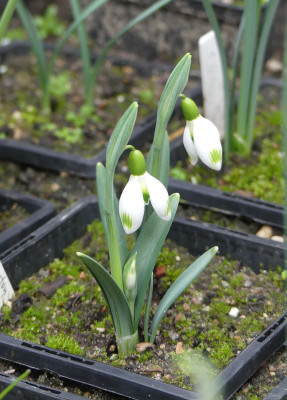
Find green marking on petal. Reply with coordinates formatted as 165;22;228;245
209;149;221;166
122;213;133;230
165;200;171;217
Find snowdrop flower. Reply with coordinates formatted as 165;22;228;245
119;148;171;234
181;96;222;171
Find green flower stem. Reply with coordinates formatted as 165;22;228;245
0;0;18;40
105;210;123;291
116;330;139;355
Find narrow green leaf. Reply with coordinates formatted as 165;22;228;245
89;0;173;99
0;369;30;400
48;0;109;75
149;246;219;343
229;16;244;150
201;0;230;162
245;0;280;152
105;103;138;289
96;163;109;244
236;1;258;139
96;163;128;266
16;0;49;107
69;0;91;100
0;0;18;40
77;252;134;337
132;193;179;327
147;53;191;180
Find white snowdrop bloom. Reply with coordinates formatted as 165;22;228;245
181;96;222;171
119;171;171;235
183;116;222;170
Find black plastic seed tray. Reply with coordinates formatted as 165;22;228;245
0;313;285;400
264;376;287;400
0;189;56;256
168;178;284;229
0;39;202;178
0;196;286;400
0;372;85;400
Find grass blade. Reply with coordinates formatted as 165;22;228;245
245;0;280;153
49;0;109;76
236;1;259;141
69;0;92;102
88;0;173;105
0;0;18;40
149;246;218;343
16;0;49;109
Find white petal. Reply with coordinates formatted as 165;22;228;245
192;116;222;170
144;172;171;221
119;175;145;234
183;121;198;166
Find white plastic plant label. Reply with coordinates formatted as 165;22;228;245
199;30;225;139
0;261;14;308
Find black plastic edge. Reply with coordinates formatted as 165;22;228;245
168;178;284;229
2;196;99;288
0;312;285;400
0;372;85;400
0;196;286;400
263;376;287;400
169;216;284;271
214;312;287;399
0;189;56;255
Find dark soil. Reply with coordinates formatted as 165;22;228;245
0;201;28;232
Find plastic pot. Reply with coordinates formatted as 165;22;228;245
0;196;286;400
0;189;56;256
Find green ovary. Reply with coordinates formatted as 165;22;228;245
209;149;221;166
122;213;133;230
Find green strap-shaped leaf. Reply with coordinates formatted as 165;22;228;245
105;103;138;289
96;163;128;266
147;53;191;180
236;1;259;141
16;1;49;106
245;0;280;152
0;0;18;40
77;252;134;338
89;0;173;96
131;193;179;328
48;0;109;75
149;246;219;343
69;0;91;100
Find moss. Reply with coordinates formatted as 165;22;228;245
46;333;84;356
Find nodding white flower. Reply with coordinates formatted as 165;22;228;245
119;149;171;234
181;96;222;171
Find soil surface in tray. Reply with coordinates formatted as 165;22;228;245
1;220;285;399
0;49;198;158
0;202;28;233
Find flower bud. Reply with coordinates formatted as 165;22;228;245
128;149;146;176
123;256;137;303
180;96;199;121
